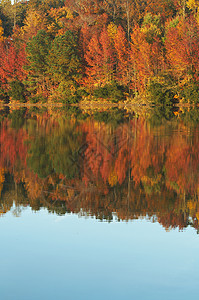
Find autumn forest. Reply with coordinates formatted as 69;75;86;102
1;0;199;104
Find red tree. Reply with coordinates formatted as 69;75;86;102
84;26;115;86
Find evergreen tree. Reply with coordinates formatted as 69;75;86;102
48;30;81;101
25;29;52;96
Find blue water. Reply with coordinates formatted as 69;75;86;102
0;207;198;300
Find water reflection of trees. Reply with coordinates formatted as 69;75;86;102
0;107;199;232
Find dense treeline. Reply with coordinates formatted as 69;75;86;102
0;107;199;232
1;0;199;103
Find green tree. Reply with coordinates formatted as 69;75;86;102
24;29;52;96
48;30;81;102
8;80;26;102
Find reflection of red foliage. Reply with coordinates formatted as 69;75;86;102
0;121;28;170
0;113;199;232
166;129;199;193
130;119;164;185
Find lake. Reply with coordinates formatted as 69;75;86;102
0;105;199;300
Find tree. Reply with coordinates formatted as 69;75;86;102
0;39;26;98
186;0;199;14
84;26;115;86
130;25;154;91
114;25;129;86
145;0;177;21
129;20;164;92
22;8;47;41
0;0;27;36
0;19;4;41
48;30;81;83
47;30;81;100
0;0;14;36
25;29;52;96
165;16;199;82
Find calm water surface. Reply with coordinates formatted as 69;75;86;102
0;106;199;299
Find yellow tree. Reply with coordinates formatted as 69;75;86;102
47;6;73;36
0;19;4;41
186;0;199;12
21;9;47;41
186;0;199;23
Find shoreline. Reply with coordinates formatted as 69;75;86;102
0;99;197;109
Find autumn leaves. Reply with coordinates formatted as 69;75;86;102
0;0;199;103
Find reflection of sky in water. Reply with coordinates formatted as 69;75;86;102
0;208;199;300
